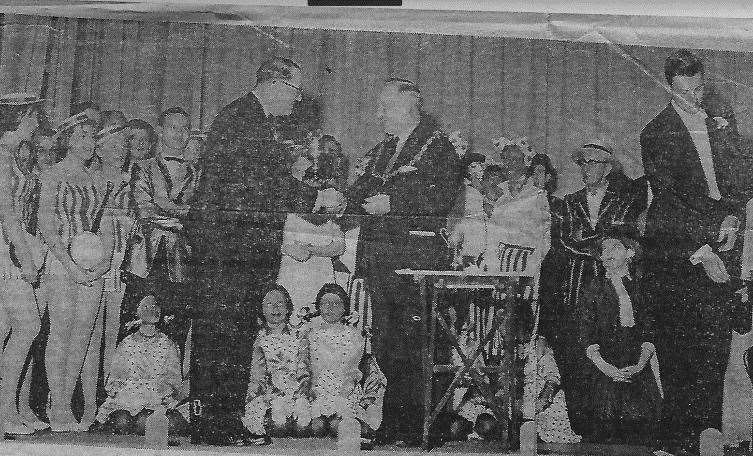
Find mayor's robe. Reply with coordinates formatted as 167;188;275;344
346;114;462;441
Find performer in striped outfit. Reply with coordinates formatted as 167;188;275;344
0;93;48;435
78;119;137;429
39;112;114;432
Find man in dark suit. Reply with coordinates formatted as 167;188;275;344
186;57;314;414
555;141;644;439
640;49;752;454
347;78;462;445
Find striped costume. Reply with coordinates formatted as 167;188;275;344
102;166;138;292
41;160;104;276
0;145;45;280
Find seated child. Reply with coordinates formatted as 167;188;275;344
95;296;189;435
578;231;662;445
299;283;373;439
242;285;311;445
516;305;581;444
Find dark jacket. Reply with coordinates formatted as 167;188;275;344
347;114;462;272
640;95;753;264
186;92;314;266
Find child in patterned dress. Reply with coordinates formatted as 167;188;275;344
242;285;311;445
516;303;581;444
94;296;189;435
299;283;370;439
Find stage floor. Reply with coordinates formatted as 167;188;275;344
0;432;657;456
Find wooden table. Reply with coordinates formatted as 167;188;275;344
394;269;536;450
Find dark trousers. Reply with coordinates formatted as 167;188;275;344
358;232;447;443
645;262;738;444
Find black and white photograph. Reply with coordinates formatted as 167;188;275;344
0;1;751;455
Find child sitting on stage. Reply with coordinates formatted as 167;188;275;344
95;296;189;435
515;305;581;444
578;231;662;446
242;285;311;445
299;283;370;439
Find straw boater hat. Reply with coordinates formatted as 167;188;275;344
95;123;129;145
571;139;617;166
54;111;94;137
0;93;44;107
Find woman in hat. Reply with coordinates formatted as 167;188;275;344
38;112;114;431
78;119;136;429
0;93;48;434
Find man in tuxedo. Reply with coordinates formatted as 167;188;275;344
640;49;752;454
186;57;314;412
348;78;462;445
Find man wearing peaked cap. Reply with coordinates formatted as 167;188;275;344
554;139;645;439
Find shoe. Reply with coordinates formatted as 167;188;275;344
246;434;272;445
49;421;78;433
4;422;34;435
75;421;95;432
22;420;50;432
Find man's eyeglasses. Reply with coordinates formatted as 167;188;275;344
673;86;704;96
577;159;611;166
278;79;303;94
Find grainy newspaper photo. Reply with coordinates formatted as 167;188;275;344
0;2;751;455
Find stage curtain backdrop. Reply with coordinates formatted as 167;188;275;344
1;13;753;194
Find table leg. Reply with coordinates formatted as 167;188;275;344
422;276;436;450
504;279;521;447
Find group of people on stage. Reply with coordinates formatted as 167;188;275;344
0;96;204;435
0;46;751;456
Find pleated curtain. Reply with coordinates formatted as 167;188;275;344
0;13;752;194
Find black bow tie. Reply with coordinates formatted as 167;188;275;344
163;156;186;164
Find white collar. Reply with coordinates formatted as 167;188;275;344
394;122;419;144
672;99;708;122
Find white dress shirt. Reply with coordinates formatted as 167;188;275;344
672;100;721;201
586;185;607;228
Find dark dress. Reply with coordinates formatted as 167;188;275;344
347;114;462;442
554;185;643;437
578;276;661;445
186;92;315;411
640;94;753;443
